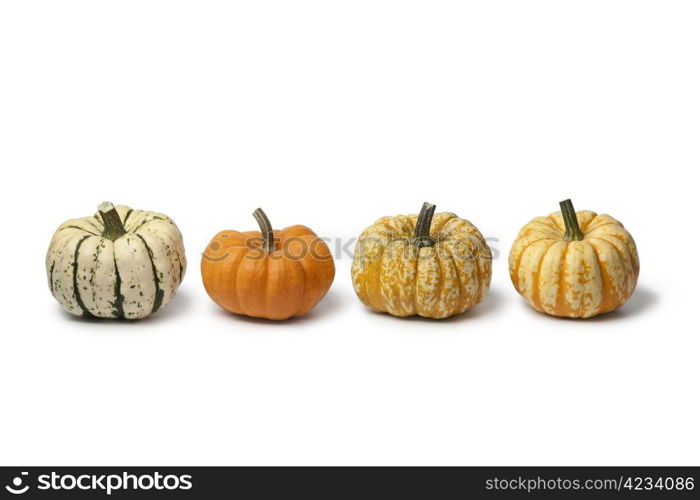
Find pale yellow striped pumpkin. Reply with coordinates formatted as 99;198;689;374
352;202;492;319
509;200;639;318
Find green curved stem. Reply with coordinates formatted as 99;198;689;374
253;208;275;252
412;202;437;248
98;201;127;241
560;199;584;241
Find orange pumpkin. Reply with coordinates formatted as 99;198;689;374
201;208;335;320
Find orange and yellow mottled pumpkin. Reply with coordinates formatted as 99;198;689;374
351;202;492;319
509;199;640;318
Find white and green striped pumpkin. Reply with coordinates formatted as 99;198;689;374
46;202;186;319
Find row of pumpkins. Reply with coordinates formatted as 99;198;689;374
46;200;639;321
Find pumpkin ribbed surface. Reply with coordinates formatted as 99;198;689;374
352;206;492;319
509;206;639;318
201;210;335;320
46;203;186;319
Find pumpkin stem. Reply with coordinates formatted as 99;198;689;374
560;199;584;241
253;208;276;253
412;202;437;248
98;202;127;241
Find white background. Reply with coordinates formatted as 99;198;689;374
1;1;698;466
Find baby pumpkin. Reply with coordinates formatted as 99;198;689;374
509;199;640;318
351;202;492;319
46;202;186;319
201;208;335;320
